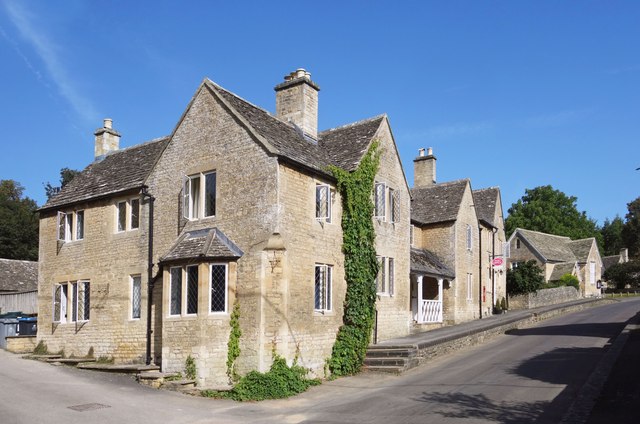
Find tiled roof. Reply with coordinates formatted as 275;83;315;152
568;238;596;262
318;116;385;171
0;259;38;293
160;228;243;263
410;248;455;279
515;229;576;262
602;255;622;270
41;137;170;211
411;180;469;226
473;187;499;227
549;262;577;281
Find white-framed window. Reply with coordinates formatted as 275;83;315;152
210;263;228;313
116;198;141;232
376;256;395;295
516;239;521;249
169;267;182;316
186;265;199;315
57;210;84;242
374;182;386;219
131;275;142;320
53;280;90;323
315;184;332;223
466;273;473;302
183;171;216;220
314;264;332;312
466;225;473;251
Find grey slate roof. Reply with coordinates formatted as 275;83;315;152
208;80;384;176
549;262;577;281
410;248;455;279
567;239;596;262
602;255;622;270
411;180;469;226
473;187;499;227
41;137;170;211
0;259;38;293
318;116;385;172
514;229;576;262
160;228;243;263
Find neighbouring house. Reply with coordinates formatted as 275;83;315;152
37;69;411;385
507;228;603;297
0;258;38;314
410;148;506;326
473;187;508;312
602;248;630;289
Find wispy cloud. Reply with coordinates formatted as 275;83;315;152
604;64;640;75
520;108;594;129
2;1;99;124
403;121;493;141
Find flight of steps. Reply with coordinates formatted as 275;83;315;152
364;345;419;374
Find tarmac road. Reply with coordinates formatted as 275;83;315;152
1;298;638;424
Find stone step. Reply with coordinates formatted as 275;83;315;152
163;379;197;392
365;348;417;358
364;356;419;368
46;357;96;364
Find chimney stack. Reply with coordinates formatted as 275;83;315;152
413;147;437;188
620;248;629;263
274;68;320;139
94;118;120;160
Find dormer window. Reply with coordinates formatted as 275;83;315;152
183;171;216;220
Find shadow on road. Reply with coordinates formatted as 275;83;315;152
414;392;546;424
505;322;625;339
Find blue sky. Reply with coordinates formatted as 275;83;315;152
1;0;638;225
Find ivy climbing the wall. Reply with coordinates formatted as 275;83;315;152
226;300;242;382
328;141;380;376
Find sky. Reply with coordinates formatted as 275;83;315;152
0;0;638;225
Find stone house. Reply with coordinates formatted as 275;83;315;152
507;228;603;297
0;258;38;314
409;148;505;327
37;69;411;385
602;248;629;272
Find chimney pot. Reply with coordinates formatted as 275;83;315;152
94;118;120;159
418;148;425;157
275;68;319;139
427;147;433;156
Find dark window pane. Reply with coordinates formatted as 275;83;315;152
130;199;140;229
204;172;216;217
118;202;127;231
170;267;182;315
187;266;198;315
210;265;226;312
132;276;141;319
76;211;84;239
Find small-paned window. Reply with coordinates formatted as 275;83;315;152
76;210;84;240
315;184;331;222
131;275;142;320
184;171;216;220
117;201;127;232
388;257;395;296
53;281;89;323
130;199;140;230
57;211;84;242
390;189;400;223
374;182;386;219
314;264;332;312
186;265;199;315
516;239;521;249
466;225;473;251
467;273;473;302
376;256;386;294
170;267;182;316
210;264;227;313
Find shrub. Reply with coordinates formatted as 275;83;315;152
557;274;580;290
604;261;640;289
500;297;507;311
204;354;320;401
185;355;197;380
507;260;545;295
33;340;48;355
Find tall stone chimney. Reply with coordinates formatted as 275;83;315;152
94;118;120;159
274;68;320;139
620;248;629;263
413;147;437;188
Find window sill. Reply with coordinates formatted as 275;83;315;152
313;310;335;316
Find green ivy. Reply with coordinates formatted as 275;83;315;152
185;355;197;380
327;141;380;376
226;300;242;382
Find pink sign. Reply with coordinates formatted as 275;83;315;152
492;257;504;267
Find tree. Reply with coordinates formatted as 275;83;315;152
603;261;640;289
0;180;39;260
44;167;80;200
600;216;625;256
506;260;546;295
621;197;640;259
505;185;602;248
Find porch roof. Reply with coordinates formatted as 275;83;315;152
160;227;243;264
410;248;455;279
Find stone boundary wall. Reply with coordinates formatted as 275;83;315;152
413;298;615;367
5;335;36;353
508;286;580;310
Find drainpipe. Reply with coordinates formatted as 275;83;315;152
478;227;483;319
141;187;155;365
491;228;497;309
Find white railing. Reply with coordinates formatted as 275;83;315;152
419;300;443;323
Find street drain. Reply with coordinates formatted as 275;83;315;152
68;403;111;412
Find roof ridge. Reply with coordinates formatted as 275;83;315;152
100;135;170;158
319;114;386;134
517;228;571;240
411;179;469;191
473;186;500;193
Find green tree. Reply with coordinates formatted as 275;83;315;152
600;216;625;256
621;197;640;259
506;260;545;295
505;185;602;248
44;167;80;200
603;261;640;289
0;180;39;260
556;273;580;291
